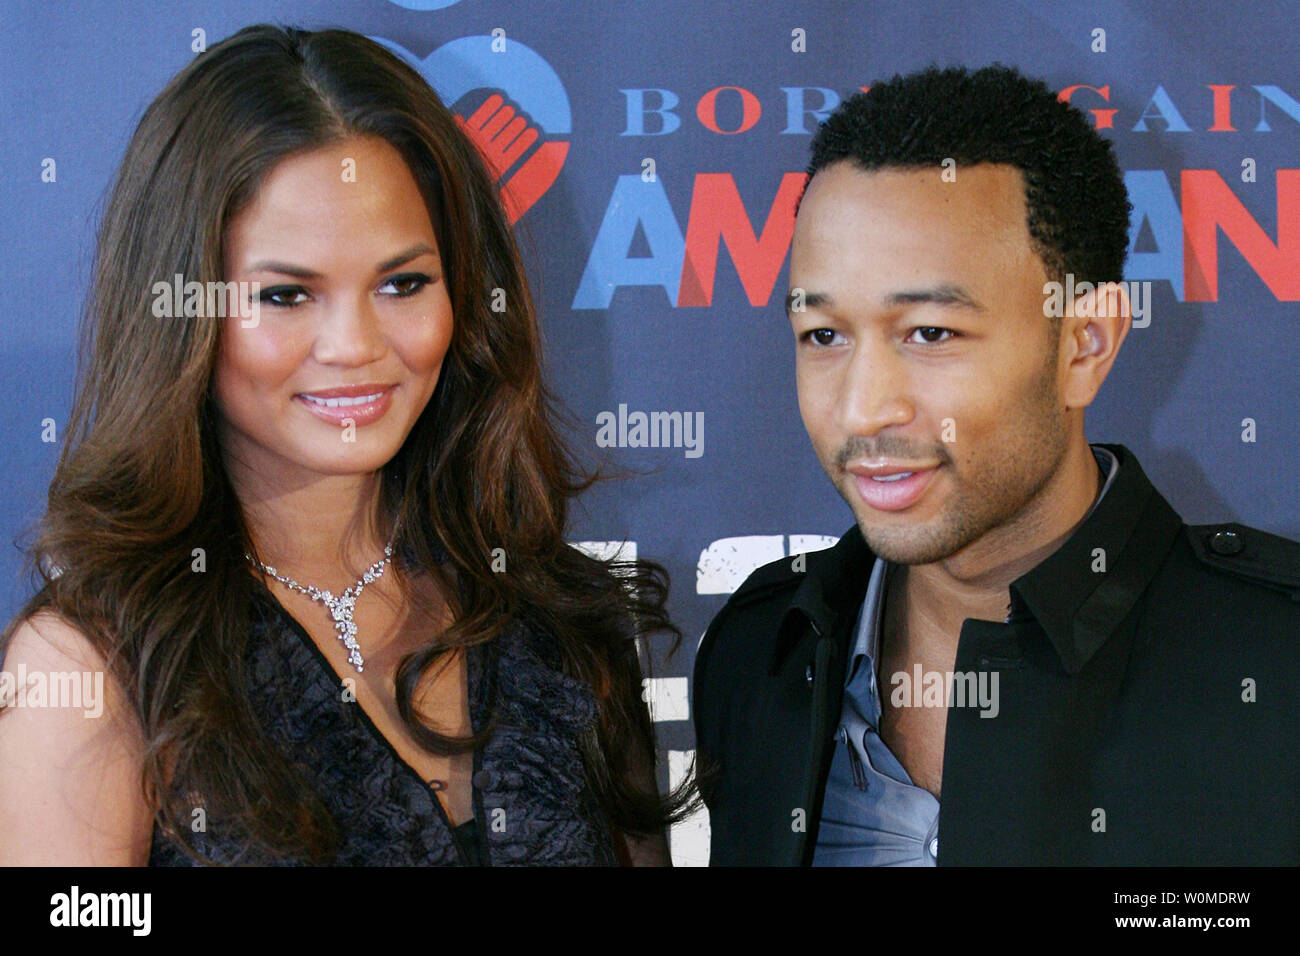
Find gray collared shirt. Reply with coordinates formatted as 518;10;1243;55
811;445;1120;866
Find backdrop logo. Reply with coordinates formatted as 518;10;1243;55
372;35;570;223
385;0;465;10
574;80;1300;310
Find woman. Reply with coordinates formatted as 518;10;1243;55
0;24;694;865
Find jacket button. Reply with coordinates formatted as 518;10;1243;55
806;663;814;686
1209;530;1244;556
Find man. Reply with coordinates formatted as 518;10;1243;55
692;64;1300;866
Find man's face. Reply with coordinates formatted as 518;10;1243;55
789;161;1069;565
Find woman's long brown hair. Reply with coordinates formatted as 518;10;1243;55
0;24;697;863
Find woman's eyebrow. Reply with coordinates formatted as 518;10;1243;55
246;242;436;278
376;242;436;273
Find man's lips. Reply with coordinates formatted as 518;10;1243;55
847;462;941;512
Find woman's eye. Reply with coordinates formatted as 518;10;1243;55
803;328;842;347
259;286;308;308
378;272;432;297
908;326;956;344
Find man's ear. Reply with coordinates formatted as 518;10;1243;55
1061;281;1131;409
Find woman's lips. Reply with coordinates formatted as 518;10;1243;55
851;465;939;512
293;385;396;427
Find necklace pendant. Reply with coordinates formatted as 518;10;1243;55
248;539;393;679
334;613;364;673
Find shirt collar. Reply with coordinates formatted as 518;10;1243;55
1086;445;1121;519
772;443;1184;677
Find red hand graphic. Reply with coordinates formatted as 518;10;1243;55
456;93;569;223
457;93;538;177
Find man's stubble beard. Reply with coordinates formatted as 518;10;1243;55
834;342;1069;566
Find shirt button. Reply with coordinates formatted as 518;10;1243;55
806;663;814;686
1209;529;1244;555
929;837;939;857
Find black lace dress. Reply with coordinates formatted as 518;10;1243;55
148;576;618;866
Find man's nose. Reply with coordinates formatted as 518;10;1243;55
836;341;915;438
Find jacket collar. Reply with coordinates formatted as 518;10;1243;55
770;520;873;674
771;443;1185;677
1010;443;1184;674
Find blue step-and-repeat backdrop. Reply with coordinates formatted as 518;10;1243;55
2;0;1296;863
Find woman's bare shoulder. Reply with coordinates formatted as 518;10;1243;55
6;609;105;665
0;610;154;865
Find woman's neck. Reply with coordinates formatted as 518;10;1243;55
235;466;393;590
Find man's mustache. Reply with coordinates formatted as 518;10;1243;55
833;436;951;471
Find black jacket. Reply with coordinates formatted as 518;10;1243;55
692;444;1300;865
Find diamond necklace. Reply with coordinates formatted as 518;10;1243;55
245;536;396;673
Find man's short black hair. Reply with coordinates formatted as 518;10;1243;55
806;63;1132;288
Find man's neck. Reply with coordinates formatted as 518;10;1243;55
892;440;1104;658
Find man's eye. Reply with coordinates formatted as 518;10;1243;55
379;272;432;297
259;286;308;308
803;328;842;347
908;326;956;344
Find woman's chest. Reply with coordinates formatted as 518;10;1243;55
276;588;477;825
249;594;617;864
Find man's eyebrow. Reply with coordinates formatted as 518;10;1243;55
883;284;985;311
786;290;831;315
246;242;435;279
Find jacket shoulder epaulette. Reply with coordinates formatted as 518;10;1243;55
1185;522;1300;600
